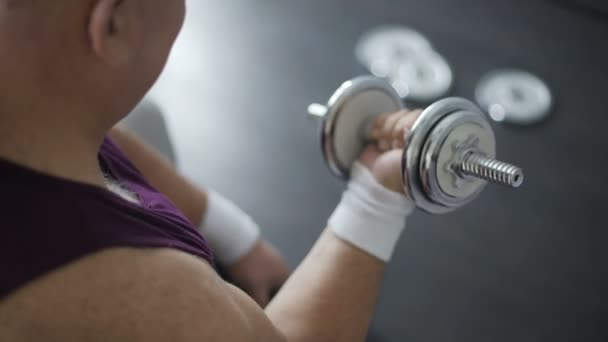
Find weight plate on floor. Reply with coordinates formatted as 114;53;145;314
355;25;432;78
475;69;553;125
391;50;453;103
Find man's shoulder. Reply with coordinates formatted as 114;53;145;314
0;248;226;341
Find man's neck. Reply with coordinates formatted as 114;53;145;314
0;113;111;187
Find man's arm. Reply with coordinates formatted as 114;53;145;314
184;228;385;342
4;231;382;342
99;110;418;341
264;229;386;341
34;232;383;342
120;228;384;342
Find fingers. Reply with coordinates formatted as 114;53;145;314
370;111;401;150
371;109;422;152
391;109;422;149
370;112;391;148
379;112;403;150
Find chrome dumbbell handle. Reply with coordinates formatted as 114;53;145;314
308;103;524;189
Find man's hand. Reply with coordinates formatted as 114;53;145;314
220;109;420;307
224;240;290;307
363;109;423;193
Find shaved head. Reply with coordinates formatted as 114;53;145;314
0;0;186;126
0;0;186;187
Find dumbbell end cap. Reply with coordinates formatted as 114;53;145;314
308;103;328;118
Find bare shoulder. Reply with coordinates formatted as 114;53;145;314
0;248;285;342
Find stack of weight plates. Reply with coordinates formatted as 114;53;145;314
355;25;453;103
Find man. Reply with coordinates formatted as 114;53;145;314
0;1;420;341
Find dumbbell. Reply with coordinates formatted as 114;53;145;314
307;76;524;214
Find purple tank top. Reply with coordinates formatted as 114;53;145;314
0;137;214;299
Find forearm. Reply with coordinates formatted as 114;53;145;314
265;229;385;342
264;158;411;341
108;126;208;226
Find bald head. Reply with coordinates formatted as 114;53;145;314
0;0;185;127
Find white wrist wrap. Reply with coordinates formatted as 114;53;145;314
329;162;415;262
199;191;261;265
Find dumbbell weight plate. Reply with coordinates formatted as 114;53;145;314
355;25;433;77
392;50;454;103
420;110;496;210
403;98;490;214
475;69;552;125
321;76;404;178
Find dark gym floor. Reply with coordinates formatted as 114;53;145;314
146;1;607;341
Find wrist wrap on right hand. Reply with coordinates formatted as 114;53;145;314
328;162;415;262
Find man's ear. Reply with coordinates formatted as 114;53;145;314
88;0;141;67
